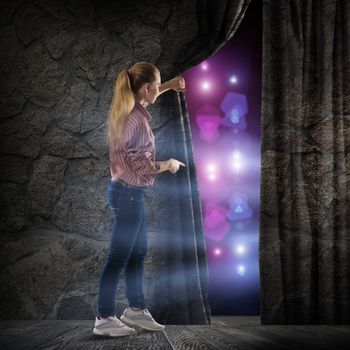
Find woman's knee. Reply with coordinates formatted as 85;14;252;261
106;247;130;264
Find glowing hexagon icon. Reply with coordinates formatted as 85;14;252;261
220;92;248;130
195;104;222;143
203;200;230;241
226;191;253;222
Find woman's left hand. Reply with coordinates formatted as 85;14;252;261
168;75;186;93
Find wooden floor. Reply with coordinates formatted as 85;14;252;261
0;316;350;350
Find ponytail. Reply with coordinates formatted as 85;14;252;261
106;61;159;149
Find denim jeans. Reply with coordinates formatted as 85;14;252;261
97;179;150;317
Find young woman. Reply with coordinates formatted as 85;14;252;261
93;62;186;337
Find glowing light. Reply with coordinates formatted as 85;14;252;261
236;245;246;255
233;162;241;171
195;104;221;143
221;91;248;131
207;162;217;181
237;265;246;277
201;60;209;70
230;150;243;173
230;108;240;124
232;161;241;172
209;173;216;181
208;164;216;172
204;201;230;241
201;81;211;91
214;247;222;256
230;75;238;84
227;192;253;222
234;204;244;213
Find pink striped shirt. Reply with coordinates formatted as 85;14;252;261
109;100;161;187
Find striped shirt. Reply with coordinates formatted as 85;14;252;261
109;100;161;187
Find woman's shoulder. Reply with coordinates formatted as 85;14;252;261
127;108;148;128
122;112;148;144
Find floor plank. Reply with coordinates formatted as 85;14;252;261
0;323;79;350
126;327;172;350
211;317;350;350
0;317;349;350
35;325;127;350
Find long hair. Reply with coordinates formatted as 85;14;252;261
107;61;159;149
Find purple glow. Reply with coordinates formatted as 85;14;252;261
206;162;218;181
229;149;245;174
237;265;246;277
200;80;212;91
227;191;253;222
190;71;222;100
213;247;222;256
204;201;230;241
235;244;246;255
201;60;209;70
221;92;248;131
229;75;238;84
197;154;233;201
182;0;262;314
195;104;222;143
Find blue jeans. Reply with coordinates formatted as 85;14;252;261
97;179;150;317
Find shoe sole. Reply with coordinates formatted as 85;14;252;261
93;327;136;337
120;316;165;332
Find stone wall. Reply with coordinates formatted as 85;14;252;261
0;0;193;320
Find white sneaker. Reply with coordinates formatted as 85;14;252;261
120;307;165;331
93;315;136;337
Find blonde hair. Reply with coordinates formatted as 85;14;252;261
107;61;159;148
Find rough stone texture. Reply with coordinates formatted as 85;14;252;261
0;182;26;232
260;0;350;324
28;155;67;218
0;108;50;159
0;154;31;184
14;41;66;108
0;0;251;322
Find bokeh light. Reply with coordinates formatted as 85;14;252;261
182;0;262;315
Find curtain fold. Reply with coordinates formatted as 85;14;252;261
260;0;350;324
151;0;252;324
158;0;252;81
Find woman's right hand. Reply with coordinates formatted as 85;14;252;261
168;158;186;174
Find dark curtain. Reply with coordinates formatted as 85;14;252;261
154;0;252;324
260;0;350;324
161;0;252;80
